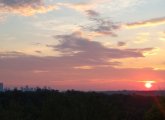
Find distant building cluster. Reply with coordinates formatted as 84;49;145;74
0;83;52;92
20;86;35;92
0;83;3;91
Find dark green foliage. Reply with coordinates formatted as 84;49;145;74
0;90;165;120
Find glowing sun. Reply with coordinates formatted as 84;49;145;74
145;82;152;89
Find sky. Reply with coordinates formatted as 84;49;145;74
0;0;165;90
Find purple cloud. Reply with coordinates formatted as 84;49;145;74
0;32;160;89
117;41;127;47
82;10;119;36
0;0;57;16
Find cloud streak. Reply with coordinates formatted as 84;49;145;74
123;17;165;29
81;10;120;36
0;0;58;16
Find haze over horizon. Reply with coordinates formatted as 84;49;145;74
0;0;165;90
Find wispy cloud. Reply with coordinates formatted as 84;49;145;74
57;2;94;12
117;42;127;47
82;16;165;37
123;17;165;29
86;10;100;17
57;0;142;13
133;32;150;44
158;31;165;41
0;0;58;16
82;10;119;36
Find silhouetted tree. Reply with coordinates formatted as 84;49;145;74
0;90;165;120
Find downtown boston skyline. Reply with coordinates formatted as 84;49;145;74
0;0;165;90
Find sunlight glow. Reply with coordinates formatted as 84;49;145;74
145;82;152;89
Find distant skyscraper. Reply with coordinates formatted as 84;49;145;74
0;83;3;91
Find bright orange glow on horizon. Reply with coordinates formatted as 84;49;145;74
137;80;156;89
145;82;152;89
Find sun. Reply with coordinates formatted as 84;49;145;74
145;82;152;89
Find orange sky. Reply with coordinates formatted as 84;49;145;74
0;0;165;90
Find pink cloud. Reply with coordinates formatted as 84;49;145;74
0;33;161;90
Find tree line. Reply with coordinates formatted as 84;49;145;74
0;89;165;120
